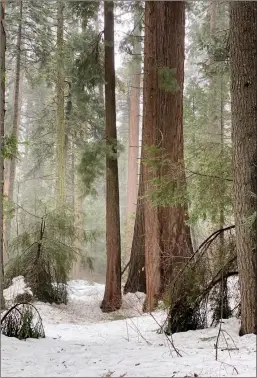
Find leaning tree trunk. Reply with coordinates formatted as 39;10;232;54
143;1;193;312
125;11;142;259
56;0;65;208
101;1;122;312
230;1;257;336
124;160;146;294
0;0;6;309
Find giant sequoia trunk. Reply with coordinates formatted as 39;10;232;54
143;1;192;312
125;12;141;258
124;160;146;294
56;0;65;207
0;0;6;286
101;1;122;312
230;2;257;335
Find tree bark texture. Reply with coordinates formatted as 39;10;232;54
125;12;141;259
56;0;65;208
101;1;122;312
230;1;257;335
143;1;192;312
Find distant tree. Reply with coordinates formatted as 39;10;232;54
230;1;257;335
101;1;122;312
56;0;65;207
125;6;142;258
6;0;23;205
4;0;23;251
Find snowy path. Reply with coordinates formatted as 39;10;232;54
1;279;256;377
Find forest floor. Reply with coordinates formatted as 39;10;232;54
1;278;256;377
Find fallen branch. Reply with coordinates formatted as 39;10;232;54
170;225;235;299
121;260;130;277
149;312;182;357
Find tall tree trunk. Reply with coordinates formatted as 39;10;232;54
208;0;220;146
143;1;192;312
5;0;23;251
230;1;257;336
208;1;231;322
7;0;22;204
124;160;146;294
125;12;141;259
0;0;6;307
56;0;65;208
101;1;122;312
70;147;87;280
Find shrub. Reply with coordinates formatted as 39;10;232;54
1;303;45;340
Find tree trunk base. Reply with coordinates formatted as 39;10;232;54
100;298;122;313
124;271;146;295
142;296;158;313
166;299;205;335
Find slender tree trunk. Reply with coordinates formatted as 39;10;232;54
0;0;6;308
7;0;22;204
5;0;23;252
101;1;122;312
124;160;146;294
230;1;257;335
56;0;65;208
64;82;71;203
143;1;192;312
125;13;141;259
209;0;217;32
71;142;75;213
72;176;86;280
207;1;231;321
70;146;87;280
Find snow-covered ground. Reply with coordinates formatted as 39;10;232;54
1;278;256;377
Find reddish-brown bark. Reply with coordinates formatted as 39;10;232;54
101;1;122;312
230;1;257;335
143;1;192;311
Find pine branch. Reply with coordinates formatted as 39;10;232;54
186;168;233;182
